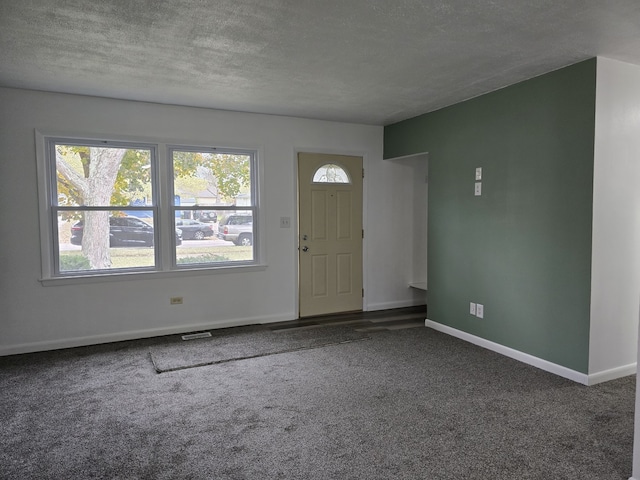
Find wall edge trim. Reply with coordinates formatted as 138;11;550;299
383;151;429;162
367;299;425;312
588;363;637;385
425;319;589;385
0;313;294;357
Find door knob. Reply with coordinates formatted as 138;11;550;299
302;246;309;252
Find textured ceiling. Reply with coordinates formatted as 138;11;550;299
2;1;640;125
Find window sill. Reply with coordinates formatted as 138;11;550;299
39;263;268;287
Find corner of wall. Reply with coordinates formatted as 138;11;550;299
589;56;640;374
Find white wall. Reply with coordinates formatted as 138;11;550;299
409;155;428;289
0;88;422;356
384;153;428;295
589;57;640;378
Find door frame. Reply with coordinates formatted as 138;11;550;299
294;148;368;318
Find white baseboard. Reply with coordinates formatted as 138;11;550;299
425;319;599;385
588;363;637;385
0;313;294;357
425;319;637;385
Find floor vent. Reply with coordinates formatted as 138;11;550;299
181;332;212;341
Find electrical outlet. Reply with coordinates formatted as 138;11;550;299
476;303;484;318
170;296;183;305
475;167;482;181
280;217;291;228
470;302;476;315
474;182;482;196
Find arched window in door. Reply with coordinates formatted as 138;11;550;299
312;163;351;184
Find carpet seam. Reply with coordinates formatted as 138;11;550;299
150;337;370;374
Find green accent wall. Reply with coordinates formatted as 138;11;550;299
385;59;597;373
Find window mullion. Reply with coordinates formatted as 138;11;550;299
157;144;174;271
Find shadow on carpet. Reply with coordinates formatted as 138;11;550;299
149;325;369;373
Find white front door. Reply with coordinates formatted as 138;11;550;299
298;153;363;317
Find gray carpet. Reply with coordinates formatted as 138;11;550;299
150;325;370;373
0;324;635;479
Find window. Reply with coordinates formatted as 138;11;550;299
170;147;256;266
40;136;259;279
312;163;350;183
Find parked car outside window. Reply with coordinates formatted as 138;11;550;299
176;219;215;240
195;211;218;223
217;214;253;246
71;216;182;246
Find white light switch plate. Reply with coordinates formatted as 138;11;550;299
476;304;484;318
474;182;482;196
470;302;476;315
475;167;482;180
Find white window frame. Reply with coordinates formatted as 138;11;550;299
168;145;258;270
36;132;263;284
